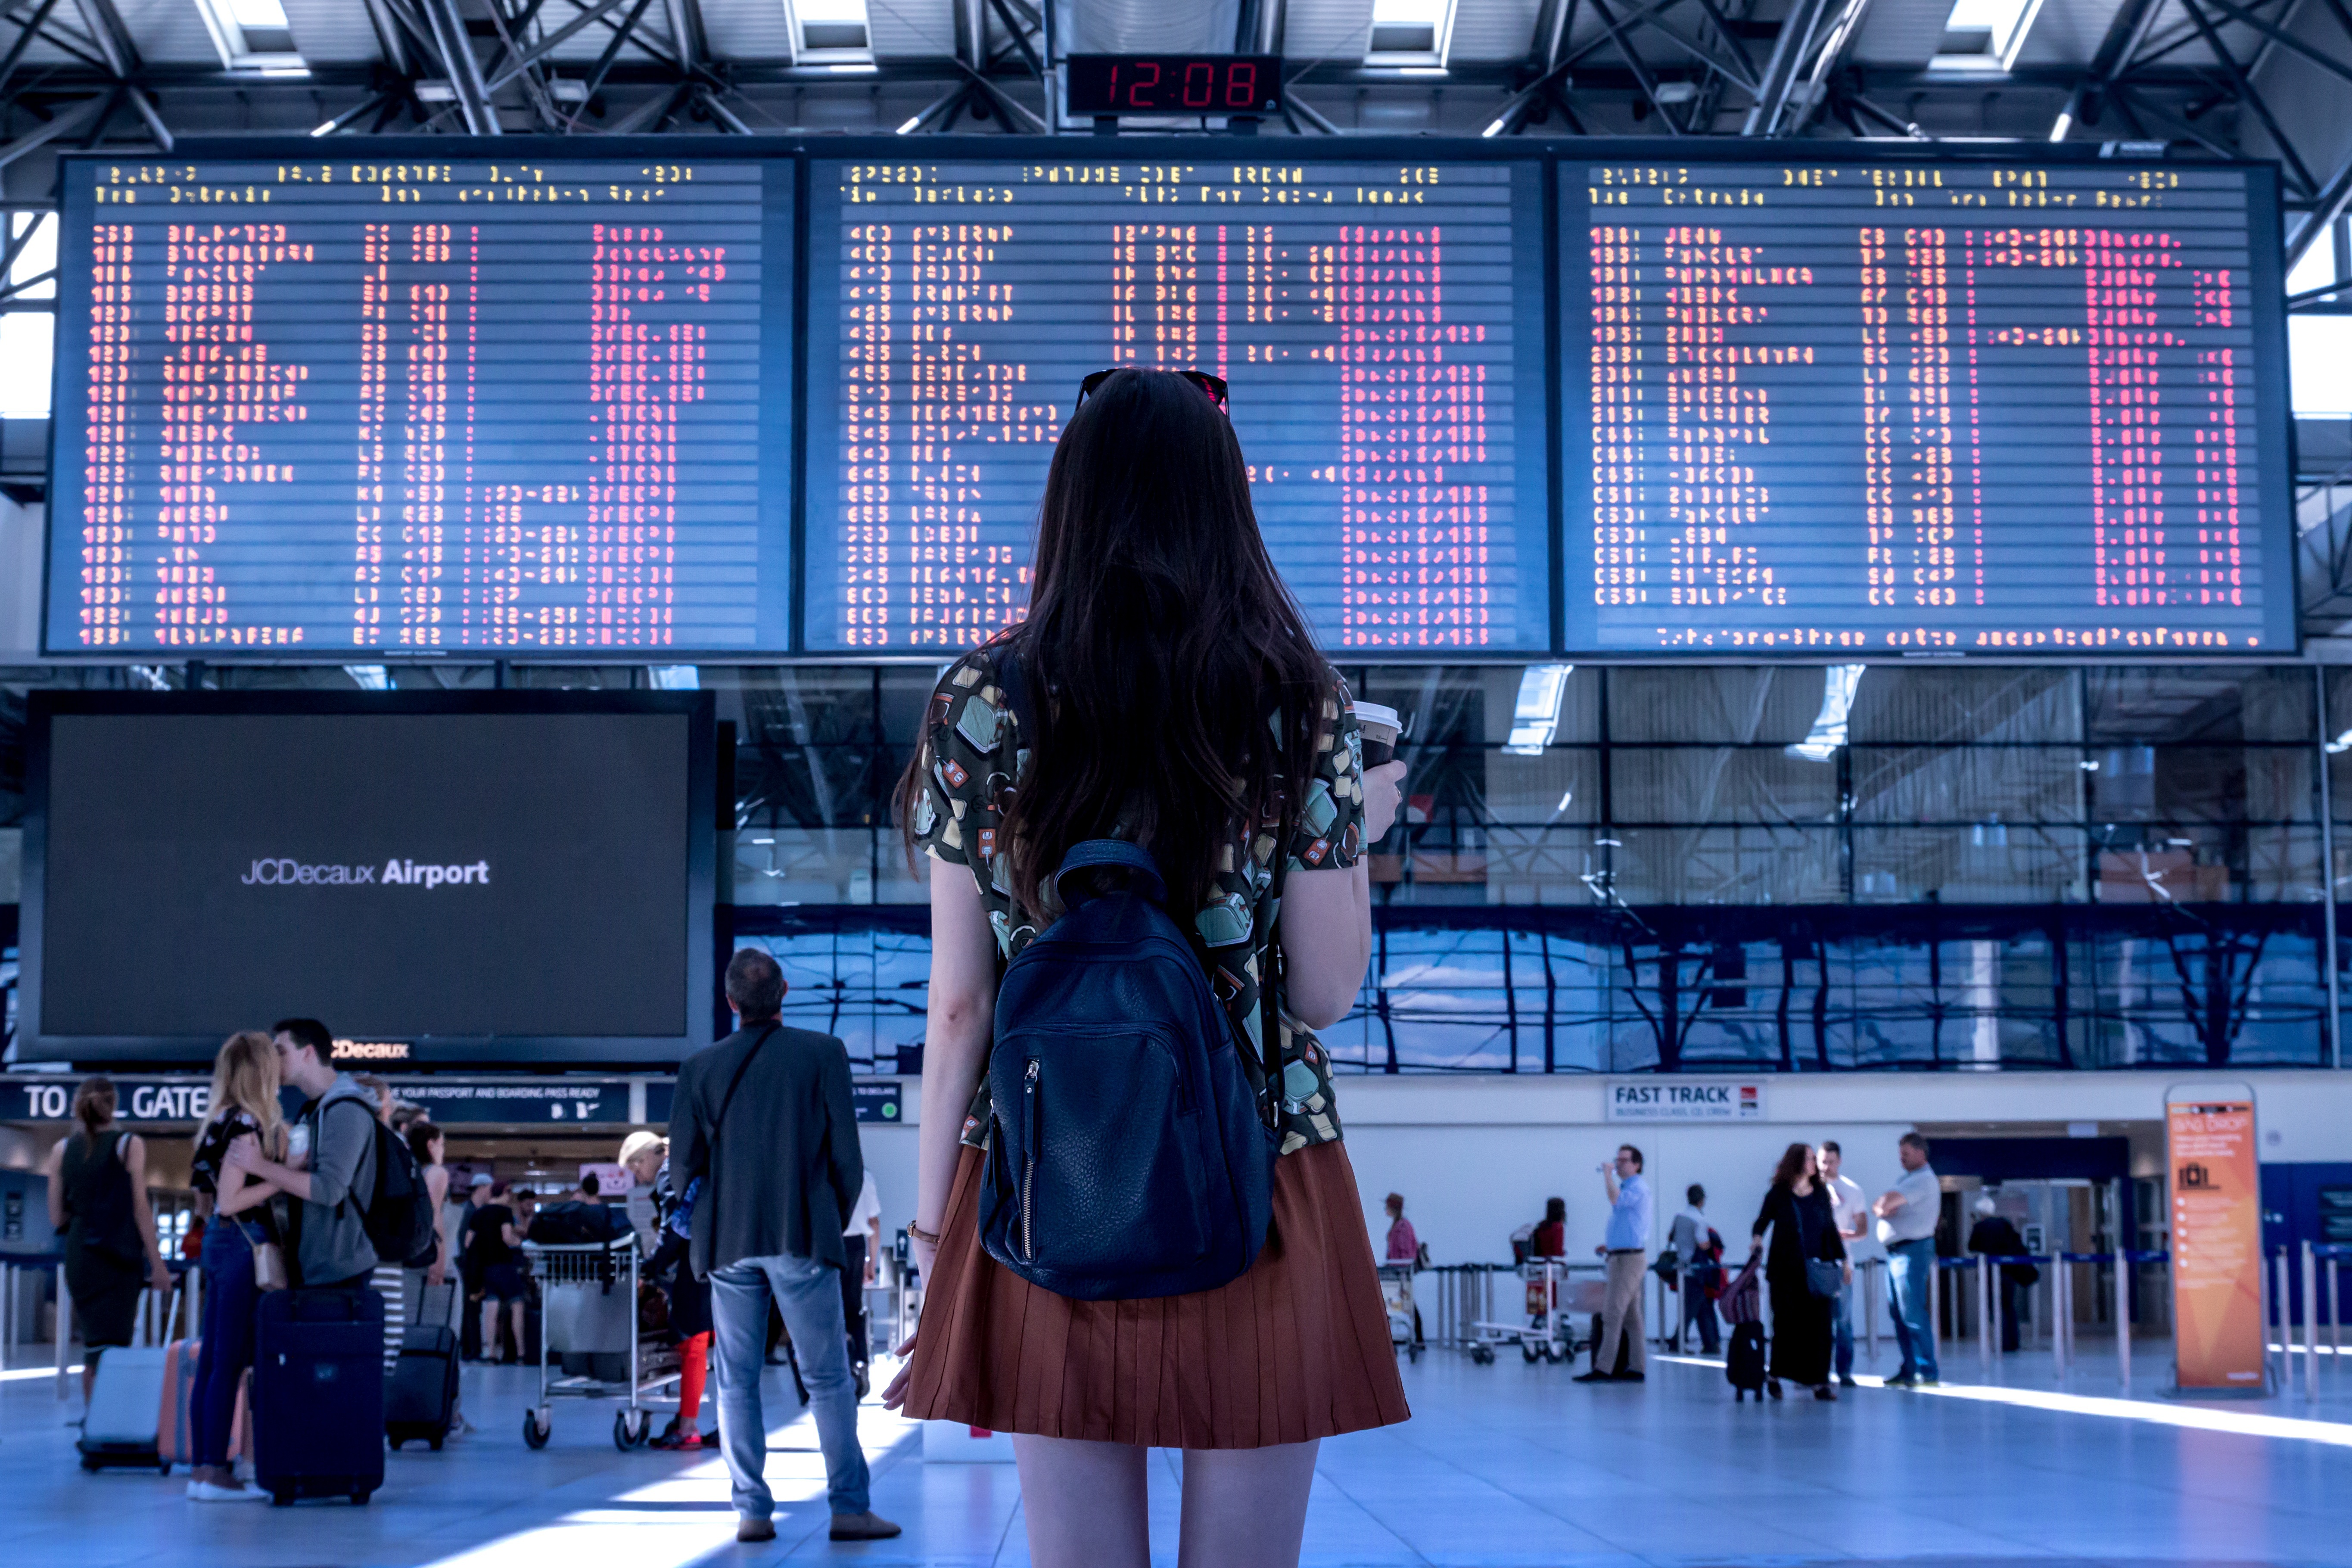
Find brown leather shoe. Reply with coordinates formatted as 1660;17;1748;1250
737;1517;777;1543
828;1512;903;1541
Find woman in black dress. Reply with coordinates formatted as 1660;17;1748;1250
1749;1142;1846;1402
44;1076;174;1402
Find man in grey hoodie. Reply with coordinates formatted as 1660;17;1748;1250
225;1017;380;1290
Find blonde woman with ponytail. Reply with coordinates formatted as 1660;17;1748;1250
182;1032;287;1501
42;1075;174;1403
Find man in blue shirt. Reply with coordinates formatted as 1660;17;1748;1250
1576;1144;1654;1384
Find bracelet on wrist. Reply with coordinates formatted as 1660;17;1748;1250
907;1221;940;1245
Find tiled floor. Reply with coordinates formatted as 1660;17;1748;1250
9;1338;2352;1568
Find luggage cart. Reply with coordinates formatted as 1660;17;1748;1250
1468;1260;1595;1364
1378;1265;1422;1362
518;1235;652;1452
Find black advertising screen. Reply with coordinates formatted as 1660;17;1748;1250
1063;56;1285;116
1559;156;2293;654
803;154;1551;652
46;155;792;655
21;693;716;1065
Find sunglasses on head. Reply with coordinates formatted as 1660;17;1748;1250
1076;367;1229;412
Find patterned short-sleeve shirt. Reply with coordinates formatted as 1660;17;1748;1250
912;643;1365;1156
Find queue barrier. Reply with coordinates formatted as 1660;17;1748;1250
2285;1242;2352;1401
1922;1249;2168;1389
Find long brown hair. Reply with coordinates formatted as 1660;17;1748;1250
72;1076;116;1138
897;368;1332;920
199;1030;284;1159
1772;1141;1816;1188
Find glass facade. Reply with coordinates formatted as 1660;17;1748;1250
697;662;2341;1075
0;661;2338;1073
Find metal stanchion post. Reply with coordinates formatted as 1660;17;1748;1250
56;1262;71;1402
2331;1256;2342;1356
2275;1249;2293;1392
1865;1258;1879;1363
2053;1261;2069;1380
1978;1255;1992;1375
2304;1241;2320;1400
1929;1258;1941;1367
2115;1252;2132;1392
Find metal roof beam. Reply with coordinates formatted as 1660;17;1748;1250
0;93;106;172
0;0;63;102
2180;0;2352;86
487;0;631;90
2176;0;2314;196
416;0;501;134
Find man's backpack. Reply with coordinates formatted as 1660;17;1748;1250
334;1099;438;1269
978;839;1280;1301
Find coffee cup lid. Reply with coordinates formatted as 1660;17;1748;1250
1350;701;1402;731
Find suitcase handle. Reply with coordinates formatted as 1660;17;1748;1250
285;1288;373;1323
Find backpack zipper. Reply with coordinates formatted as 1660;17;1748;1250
1021;1058;1040;1262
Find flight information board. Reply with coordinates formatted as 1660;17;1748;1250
803;156;1550;651
47;156;793;653
1560;158;2292;653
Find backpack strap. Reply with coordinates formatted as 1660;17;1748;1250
694;1022;780;1261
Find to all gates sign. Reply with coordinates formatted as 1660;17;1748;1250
6;1078;213;1124
1606;1080;1766;1122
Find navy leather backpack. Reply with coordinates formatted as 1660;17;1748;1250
979;839;1281;1301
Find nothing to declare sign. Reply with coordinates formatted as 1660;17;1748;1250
1607;1080;1766;1122
2166;1092;2266;1391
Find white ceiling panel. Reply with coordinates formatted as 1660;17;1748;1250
700;0;796;58
1447;0;1543;62
118;0;224;63
2011;0;2124;65
1061;0;1238;53
866;0;958;56
281;0;385;63
1849;0;1950;68
1279;0;1373;61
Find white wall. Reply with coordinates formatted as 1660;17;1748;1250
857;1070;2352;1266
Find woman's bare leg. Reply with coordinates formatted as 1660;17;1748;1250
1011;1434;1150;1568
1176;1440;1319;1568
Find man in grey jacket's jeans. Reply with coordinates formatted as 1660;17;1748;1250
225;1017;380;1290
671;949;899;1546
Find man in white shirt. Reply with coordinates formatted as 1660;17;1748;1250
1818;1142;1872;1388
1871;1132;1941;1387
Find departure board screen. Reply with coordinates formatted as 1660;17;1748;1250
1561;158;2292;653
46;156;793;654
804;157;1550;651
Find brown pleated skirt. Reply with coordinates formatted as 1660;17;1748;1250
899;1139;1412;1450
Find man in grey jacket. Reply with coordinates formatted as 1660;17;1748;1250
672;949;897;1546
226;1017;380;1290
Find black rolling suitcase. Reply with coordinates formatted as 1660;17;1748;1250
253;1287;387;1505
386;1322;460;1450
1718;1254;1768;1401
1727;1321;1768;1400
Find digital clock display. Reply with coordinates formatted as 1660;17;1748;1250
1064;54;1284;117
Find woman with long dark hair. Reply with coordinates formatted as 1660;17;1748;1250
44;1075;174;1403
884;368;1411;1567
1750;1141;1847;1401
